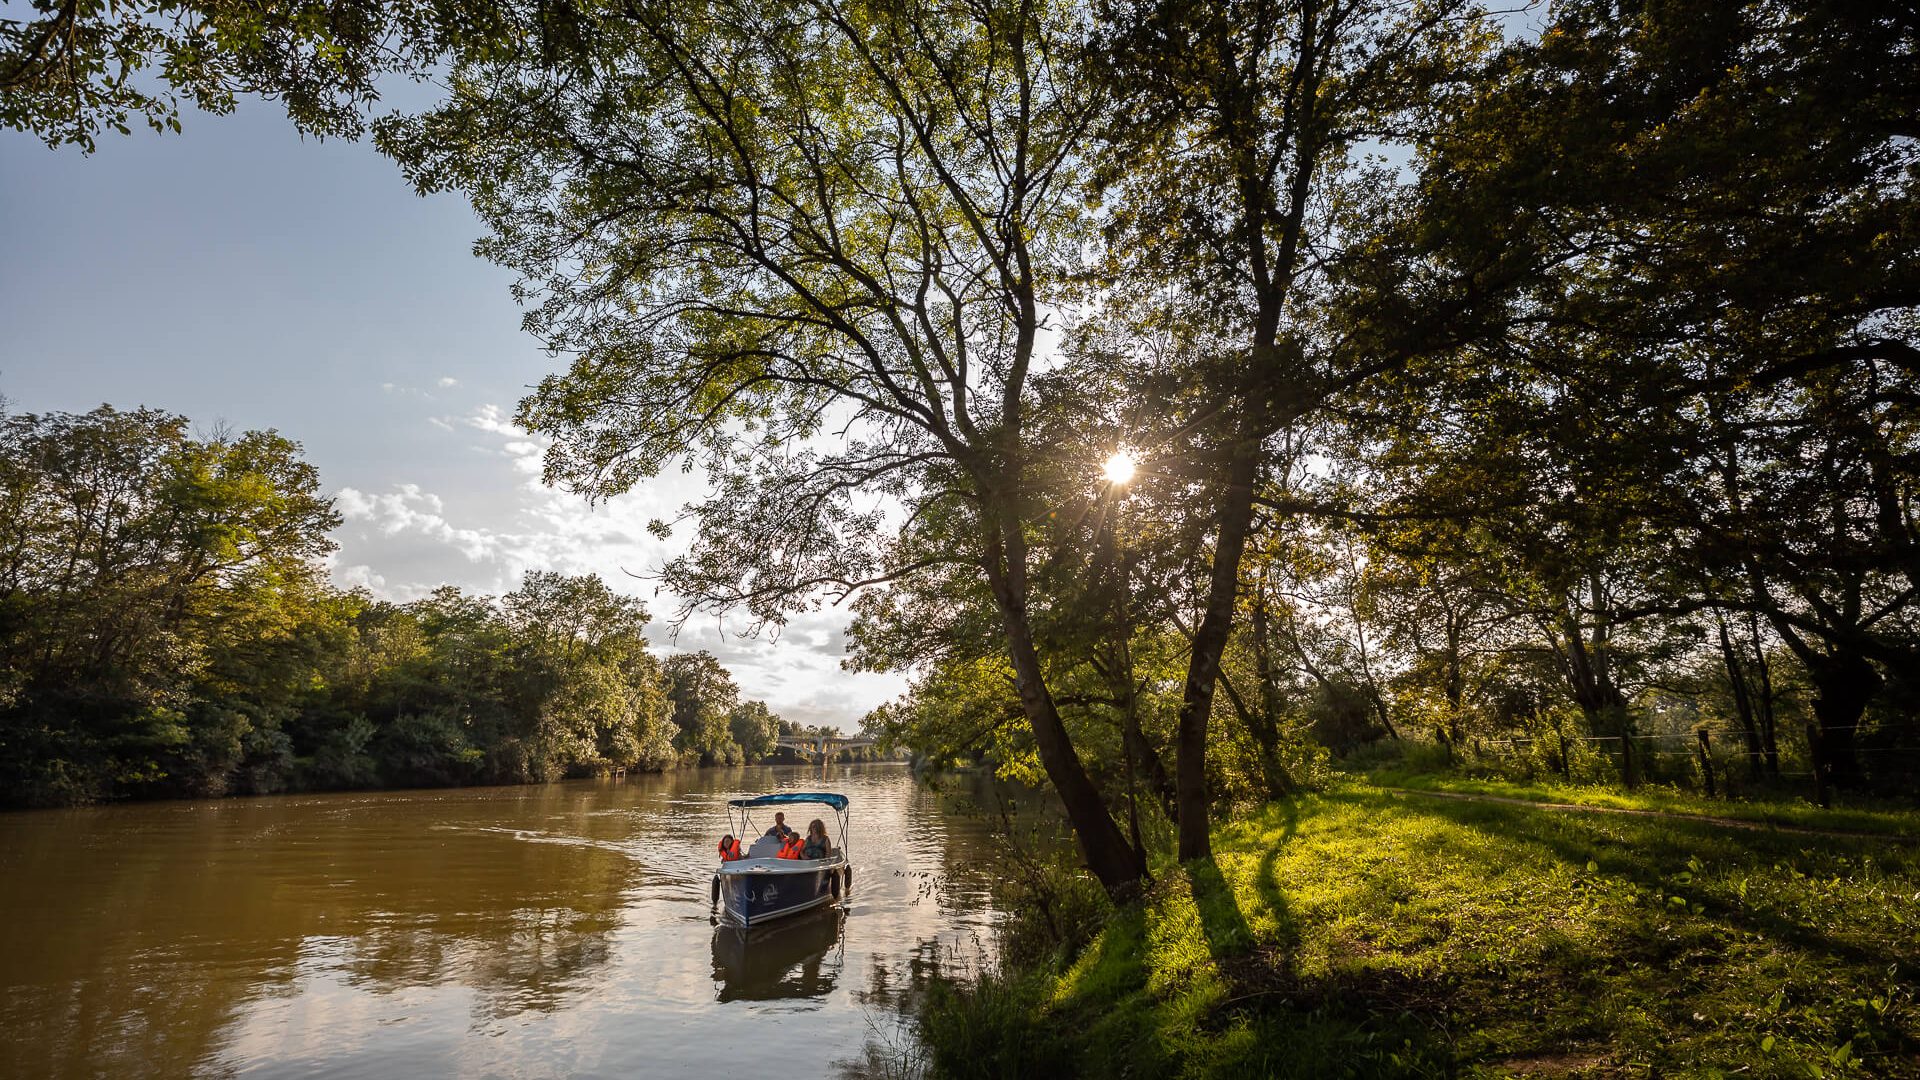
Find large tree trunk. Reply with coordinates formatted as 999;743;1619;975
982;524;1142;899
1803;651;1878;793
1173;435;1261;862
1765;614;1877;795
1556;606;1634;786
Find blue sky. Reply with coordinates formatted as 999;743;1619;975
0;99;903;730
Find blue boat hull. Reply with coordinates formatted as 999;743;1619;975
715;860;846;927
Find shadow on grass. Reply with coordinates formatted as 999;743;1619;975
924;793;1624;1078
1184;854;1256;962
1170;802;1468;1076
1372;787;1916;973
1252;796;1304;954
930;789;1920;1078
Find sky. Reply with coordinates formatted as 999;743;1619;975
0;99;907;731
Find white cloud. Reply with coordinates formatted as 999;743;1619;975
437;376;459;388
336;482;501;562
466;403;519;437
329;560;389;595
326;403;908;728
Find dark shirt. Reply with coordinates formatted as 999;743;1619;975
801;836;831;859
765;824;795;840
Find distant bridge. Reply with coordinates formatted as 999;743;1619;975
774;735;875;759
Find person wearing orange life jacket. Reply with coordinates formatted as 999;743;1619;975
776;833;806;860
717;835;743;862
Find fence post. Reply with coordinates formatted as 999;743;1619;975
1696;728;1716;798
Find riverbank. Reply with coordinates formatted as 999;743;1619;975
917;783;1920;1077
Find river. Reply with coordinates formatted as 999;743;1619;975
0;763;1053;1078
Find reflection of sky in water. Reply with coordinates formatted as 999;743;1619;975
0;764;1056;1079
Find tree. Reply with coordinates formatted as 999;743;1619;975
501;571;675;775
1409;0;1920;793
1083;0;1500;858
663;651;742;765
379;0;1147;894
0;0;524;150
0;405;340;802
728;699;780;762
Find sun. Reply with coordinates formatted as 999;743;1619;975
1102;450;1137;486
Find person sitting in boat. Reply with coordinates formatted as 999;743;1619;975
717;834;743;862
764;812;797;841
801;819;833;860
776;832;806;859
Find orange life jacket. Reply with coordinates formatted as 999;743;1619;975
718;838;742;861
777;835;805;860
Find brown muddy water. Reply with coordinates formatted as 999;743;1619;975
0;763;1050;1078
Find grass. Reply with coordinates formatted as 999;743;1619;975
1358;770;1920;840
917;785;1920;1078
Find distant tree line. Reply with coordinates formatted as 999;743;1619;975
0;405;818;807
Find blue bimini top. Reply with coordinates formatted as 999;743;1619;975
727;792;850;811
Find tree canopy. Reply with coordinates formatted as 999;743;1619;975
0;406;805;806
10;0;1916;893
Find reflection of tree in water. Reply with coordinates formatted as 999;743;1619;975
341;849;632;1023
851;935;990;1017
912;778;1077;916
339;903;623;1026
0;787;640;1078
1;765;1070;1080
710;907;845;1002
833;941;989;1080
833;776;1070;1080
0;809;309;1079
463;907;622;1024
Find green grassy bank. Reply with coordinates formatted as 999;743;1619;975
920;785;1920;1078
1359;771;1920;841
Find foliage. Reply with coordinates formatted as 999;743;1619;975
16;0;1919;889
0;406;783;806
664;651;742;766
728;699;780;762
0;0;461;150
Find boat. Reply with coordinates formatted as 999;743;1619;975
709;791;853;928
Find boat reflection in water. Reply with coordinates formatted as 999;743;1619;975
710;906;846;1002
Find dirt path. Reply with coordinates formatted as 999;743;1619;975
1380;786;1919;844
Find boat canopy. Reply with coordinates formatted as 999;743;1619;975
728;792;850;811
